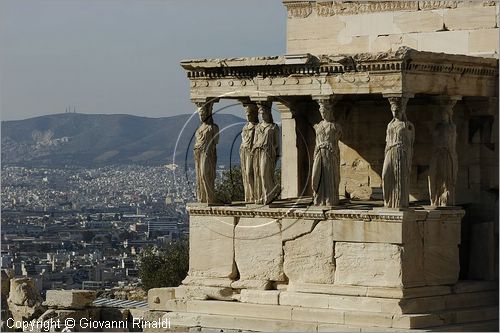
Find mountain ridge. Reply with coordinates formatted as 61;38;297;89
1;113;245;167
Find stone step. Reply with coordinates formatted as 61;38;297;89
163;311;412;332
163;309;499;332
163;311;319;332
287;283;453;299
183;300;498;329
287;280;498;300
451;280;498;294
280;290;498;314
394;305;499;329
427;319;499;332
151;286;497;315
187;300;292;321
322;319;499;332
280;291;402;313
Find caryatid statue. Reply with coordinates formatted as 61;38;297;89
240;103;259;203
382;97;415;208
252;102;280;205
193;101;219;204
312;98;342;206
428;97;459;207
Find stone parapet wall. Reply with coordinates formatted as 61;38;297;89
284;1;499;58
184;205;463;291
150;205;498;331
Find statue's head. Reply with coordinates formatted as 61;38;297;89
258;101;273;123
244;103;259;123
318;99;334;122
196;101;213;123
388;97;408;121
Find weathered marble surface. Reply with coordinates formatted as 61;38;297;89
44;290;96;309
334;242;404;287
428;97;459;206
382;97;415;208
252;102;280;205
234;217;284;287
7;277;45;322
240;103;258;203
312;99;342;206
186;216;237;280
284;1;498;58
185;206;463;290
194;102;219;204
284;220;335;284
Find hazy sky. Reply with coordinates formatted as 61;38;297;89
0;0;286;121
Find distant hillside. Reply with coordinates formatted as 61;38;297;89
1;113;245;167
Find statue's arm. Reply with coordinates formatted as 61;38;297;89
384;127;390;154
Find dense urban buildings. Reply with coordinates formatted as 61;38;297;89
1;165;195;294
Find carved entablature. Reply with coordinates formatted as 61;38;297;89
325;210;406;222
187;205;465;224
418;1;459;10
417;1;495;10
283;0;495;18
285;1;313;18
315;1;418;17
405;61;498;77
187;205;412;222
180;47;499;101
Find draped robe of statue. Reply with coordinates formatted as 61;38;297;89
382;118;414;208
253;122;279;204
194;122;219;204
428;121;458;206
312;120;342;206
240;122;257;202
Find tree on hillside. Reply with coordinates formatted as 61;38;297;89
138;241;189;291
215;165;281;204
215;166;244;203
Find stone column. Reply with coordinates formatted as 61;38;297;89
311;96;342;207
382;94;415;209
239;101;259;203
277;102;300;199
253;101;280;204
428;96;461;207
193;99;219;204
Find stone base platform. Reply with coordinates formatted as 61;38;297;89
185;205;465;290
147;281;498;332
161;205;498;331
